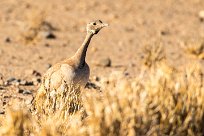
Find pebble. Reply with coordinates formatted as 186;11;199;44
44;43;50;47
24;81;34;86
93;76;100;82
19;80;34;86
20;80;27;85
100;58;111;67
23;90;32;95
6;77;21;86
199;10;204;21
18;89;32;95
44;31;56;39
5;37;11;43
7;77;16;83
46;63;52;69
0;110;5;114
2;101;6;106
18;89;24;93
25;69;41;77
32;78;41;85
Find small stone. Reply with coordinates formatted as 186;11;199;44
18;89;24;93
25;69;41;77
3;95;9;98
93;76;100;82
199;10;204;22
100;58;111;67
7;77;16;83
23;90;32;95
0;110;5;114
2;101;6;106
160;29;169;36
45;43;50;47
25;81;34;86
5;37;11;43
32;78;41;85
33;70;41;77
20;80;27;85
44;31;56;39
46;63;52;69
12;80;20;86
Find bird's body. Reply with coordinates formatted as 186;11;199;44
35;20;108;99
40;59;90;94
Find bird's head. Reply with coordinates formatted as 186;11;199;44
86;20;108;35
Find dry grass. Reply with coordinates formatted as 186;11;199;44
0;43;204;136
181;40;204;59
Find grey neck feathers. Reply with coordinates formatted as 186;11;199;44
74;32;94;68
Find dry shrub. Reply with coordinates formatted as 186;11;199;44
0;108;37;136
142;42;166;68
33;84;83;119
0;62;204;135
181;40;204;59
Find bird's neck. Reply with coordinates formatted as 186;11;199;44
73;32;94;68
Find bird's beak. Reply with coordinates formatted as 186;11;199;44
102;23;109;27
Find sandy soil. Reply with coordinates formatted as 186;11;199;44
0;0;204;112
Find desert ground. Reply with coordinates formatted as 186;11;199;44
0;0;204;135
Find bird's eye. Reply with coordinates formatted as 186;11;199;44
93;22;96;25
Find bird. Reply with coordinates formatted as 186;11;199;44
34;20;108;107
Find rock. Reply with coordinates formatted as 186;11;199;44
160;30;169;36
0;110;5;114
2;101;6;106
32;78;41;85
44;31;56;39
44;43;50;47
6;77;21;86
23;90;32;95
18;89;32;95
25;69;41;77
20;80;27;85
7;77;16;83
199;10;204;21
33;70;41;77
46;63;52;69
98;58;112;67
18;89;24;93
93;76;100;82
25;81;34;86
5;37;11;43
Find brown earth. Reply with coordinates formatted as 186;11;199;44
0;0;204;113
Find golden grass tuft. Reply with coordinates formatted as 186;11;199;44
181;40;204;59
142;42;166;68
33;84;83;119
